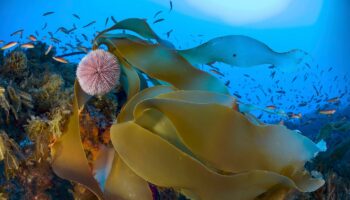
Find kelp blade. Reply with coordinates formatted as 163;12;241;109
51;81;103;199
133;97;323;188
94;18;159;45
110;121;304;200
94;37;229;94
179;35;309;72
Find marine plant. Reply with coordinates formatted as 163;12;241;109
2;51;27;78
0;85;33;124
0;131;22;180
0;42;76;199
50;18;324;200
31;73;70;112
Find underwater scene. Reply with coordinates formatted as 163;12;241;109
0;0;349;199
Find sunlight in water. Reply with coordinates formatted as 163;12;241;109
185;0;292;24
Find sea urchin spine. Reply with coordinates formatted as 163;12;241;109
77;49;120;96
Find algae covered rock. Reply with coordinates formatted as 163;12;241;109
2;51;28;78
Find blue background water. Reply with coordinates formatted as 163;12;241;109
0;0;349;126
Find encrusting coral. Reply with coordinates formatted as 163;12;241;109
49;18;326;200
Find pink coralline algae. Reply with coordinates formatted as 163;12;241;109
77;49;120;96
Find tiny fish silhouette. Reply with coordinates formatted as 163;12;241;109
73;14;80;19
42;23;47;30
43;11;55;16
153;18;164;24
111;16;117;23
82;21;96;28
154;10;162;18
169;0;173;12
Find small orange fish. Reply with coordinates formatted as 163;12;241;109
77;45;89;53
52;56;68;64
319;109;336;115
21;43;34;49
291;113;302;119
45;45;52;55
326;97;339;103
266;105;276;110
231;99;238;111
1;41;18;50
29;35;37;42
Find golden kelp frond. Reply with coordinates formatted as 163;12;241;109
94;18;160;45
51;81;152;200
95;33;151;47
119;59;141;100
111;122;299;200
135;69;149;91
155;90;237;108
95;37;228;94
179;35;309;72
91;145;115;191
117;86;176;123
104;151;153;200
51;81;103;199
51;17;324;200
134;98;320;176
109;90;324;199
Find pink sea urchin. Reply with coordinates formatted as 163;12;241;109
77;49;120;96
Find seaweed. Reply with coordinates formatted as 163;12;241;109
31;73;70;112
0;85;33;124
316;121;350;142
49;17;326;200
2;51;28;79
110;88;324;199
0;131;23;180
0;87;10;124
0;42;75;199
179;35;310;72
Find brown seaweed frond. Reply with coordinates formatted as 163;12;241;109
25;103;71;160
0;85;34;123
0;86;10;123
31;73;70;112
48;105;72;139
0;131;23;179
2;50;28;77
6;86;21;113
25;116;51;159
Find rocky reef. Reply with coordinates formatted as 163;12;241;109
0;44;75;199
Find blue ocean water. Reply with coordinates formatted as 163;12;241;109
1;0;349;121
0;0;349;199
